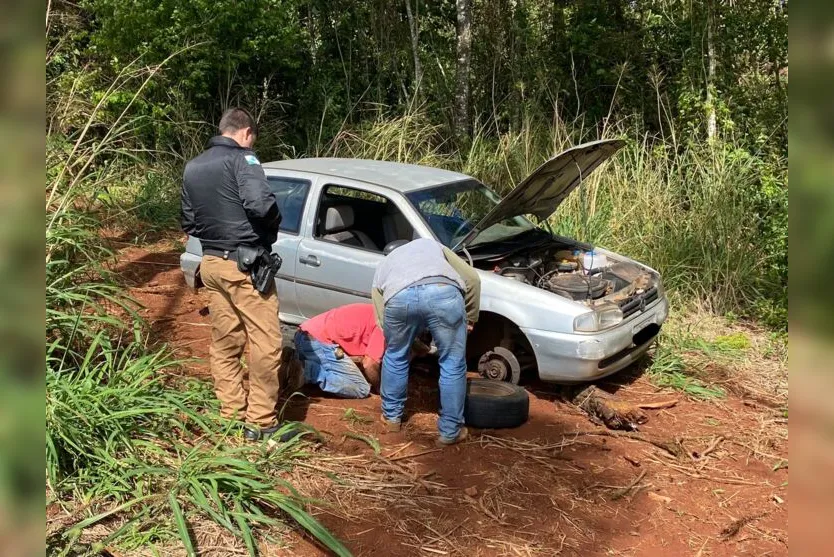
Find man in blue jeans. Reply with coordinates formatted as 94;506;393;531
371;238;481;446
292;304;385;399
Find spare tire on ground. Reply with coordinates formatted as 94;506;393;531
464;378;529;429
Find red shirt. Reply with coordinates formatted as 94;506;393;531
299;304;385;362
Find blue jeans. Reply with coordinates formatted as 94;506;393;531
293;330;371;399
381;283;467;442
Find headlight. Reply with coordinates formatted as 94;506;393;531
573;304;623;332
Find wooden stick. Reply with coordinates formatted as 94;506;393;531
572;429;684;458
637;399;679;410
609;469;647;500
390;447;443;462
385;441;414;459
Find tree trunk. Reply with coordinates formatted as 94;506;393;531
405;0;423;96
455;0;472;141
705;0;717;142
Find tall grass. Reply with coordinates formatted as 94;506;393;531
325;107;786;323
46;61;349;555
553;137;783;315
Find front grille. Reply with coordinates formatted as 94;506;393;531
617;286;659;318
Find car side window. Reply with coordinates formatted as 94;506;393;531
266;176;311;234
314;184;415;253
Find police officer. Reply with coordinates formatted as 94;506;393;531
181;107;285;441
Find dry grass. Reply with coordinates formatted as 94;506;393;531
281;435;594;555
289;451;453;521
652;305;788;406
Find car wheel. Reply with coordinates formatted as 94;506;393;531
464;378;529;429
477;346;521;384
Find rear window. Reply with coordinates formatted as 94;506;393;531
266;176;311;234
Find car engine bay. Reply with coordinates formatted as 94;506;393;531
477;244;660;317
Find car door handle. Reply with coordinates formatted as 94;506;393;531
299;254;321;267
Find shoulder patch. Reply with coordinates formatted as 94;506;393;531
244;154;261;165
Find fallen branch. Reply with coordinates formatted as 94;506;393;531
570;386;648;430
422;521;465;552
644;453;762;485
572;430;685;458
623;455;641;467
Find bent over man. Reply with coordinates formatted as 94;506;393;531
372;238;481;446
181;107;284;441
292;303;384;399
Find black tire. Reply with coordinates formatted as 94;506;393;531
464;378;529;429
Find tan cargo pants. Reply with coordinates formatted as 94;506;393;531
200;255;282;427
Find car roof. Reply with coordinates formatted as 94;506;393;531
262;158;472;192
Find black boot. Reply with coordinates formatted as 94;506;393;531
243;422;303;442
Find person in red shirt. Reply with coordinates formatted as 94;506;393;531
292;304;385;398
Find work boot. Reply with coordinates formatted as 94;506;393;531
244;422;303;443
436;426;468;447
379;414;402;433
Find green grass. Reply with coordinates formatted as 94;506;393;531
45;314;351;555
47;59;350;556
341;407;373;425
647;344;725;399
343;432;382;455
645;331;733;399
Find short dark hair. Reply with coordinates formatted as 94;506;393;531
218;107;258;137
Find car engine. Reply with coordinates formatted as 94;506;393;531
488;247;655;305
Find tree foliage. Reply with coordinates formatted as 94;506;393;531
47;0;787;325
50;0;787;154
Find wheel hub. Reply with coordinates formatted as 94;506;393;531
477;347;521;384
482;357;509;381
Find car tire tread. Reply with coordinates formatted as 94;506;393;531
464;378;529;429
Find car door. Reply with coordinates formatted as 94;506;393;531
263;172;313;324
294;181;417;318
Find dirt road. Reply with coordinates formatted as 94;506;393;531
114;235;788;556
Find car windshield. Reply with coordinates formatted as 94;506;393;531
406;180;535;248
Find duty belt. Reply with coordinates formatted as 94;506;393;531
203;248;240;262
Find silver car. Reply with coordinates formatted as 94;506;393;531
181;139;668;384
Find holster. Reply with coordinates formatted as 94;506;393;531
249;248;283;295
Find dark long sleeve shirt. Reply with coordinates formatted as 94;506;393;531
181;136;280;251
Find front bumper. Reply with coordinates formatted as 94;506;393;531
521;296;668;383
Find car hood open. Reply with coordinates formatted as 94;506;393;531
455;139;625;249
